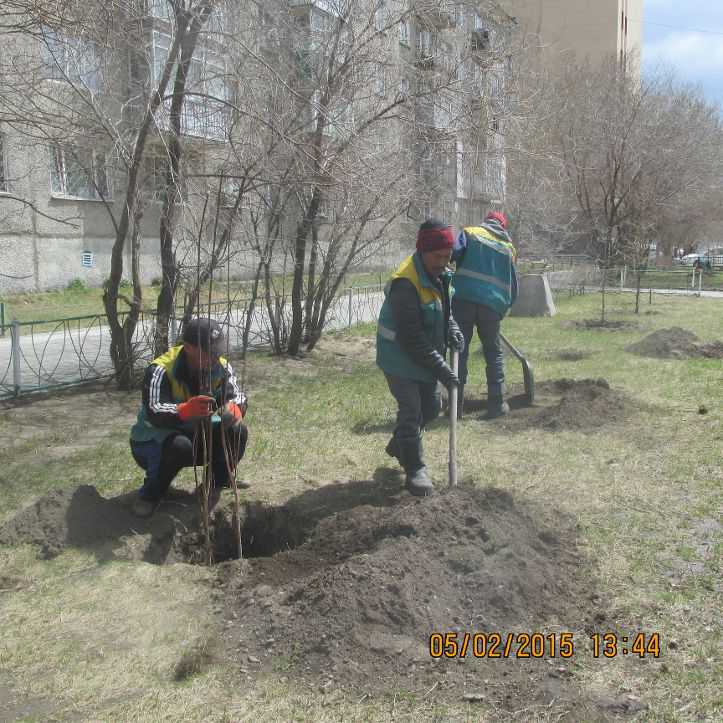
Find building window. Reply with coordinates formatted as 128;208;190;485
399;77;410;97
416;30;434;58
317;196;336;223
149;0;172;22
40;28;102;91
152;31;229;141
0;133;8;192
81;251;94;268
374;1;385;32
399;18;409;45
374;65;386;96
311;8;333;34
50;146;111;200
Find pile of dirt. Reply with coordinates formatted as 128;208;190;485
0;486;200;563
216;484;599;704
491;378;640;433
626;327;723;359
0;482;612;710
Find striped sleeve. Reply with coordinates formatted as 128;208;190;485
219;361;247;407
142;363;183;428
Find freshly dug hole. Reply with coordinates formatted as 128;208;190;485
218;484;598;701
0;486;316;565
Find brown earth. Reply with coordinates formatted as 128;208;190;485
548;350;591;362
463;378;642;432
626;327;723;359
0;480;624;716
215;483;605;709
569;319;638;331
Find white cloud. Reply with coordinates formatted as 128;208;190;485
645;31;723;77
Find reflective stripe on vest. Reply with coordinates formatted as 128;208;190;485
455;266;511;293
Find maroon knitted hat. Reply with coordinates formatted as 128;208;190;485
416;219;454;252
486;211;508;229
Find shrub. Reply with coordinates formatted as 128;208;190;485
66;278;87;292
151;276;162;287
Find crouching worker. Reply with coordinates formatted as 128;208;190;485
376;219;464;496
129;318;248;517
452;211;518;419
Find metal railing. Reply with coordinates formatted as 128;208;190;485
0;284;385;399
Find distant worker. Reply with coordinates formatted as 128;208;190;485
452;211;518;419
129;318;248;517
376;219;465;496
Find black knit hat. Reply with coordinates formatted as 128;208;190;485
182;318;224;353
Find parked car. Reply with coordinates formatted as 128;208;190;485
680;253;702;266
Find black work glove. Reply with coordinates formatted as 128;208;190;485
436;362;460;390
448;327;465;353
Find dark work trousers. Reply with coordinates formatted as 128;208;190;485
451;297;505;396
385;374;441;441
130;423;248;502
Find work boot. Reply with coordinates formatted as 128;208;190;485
398;436;434;497
483;383;509;420
385;436;401;462
484;396;510;420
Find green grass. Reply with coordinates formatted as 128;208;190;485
0;292;721;721
0;271;386;329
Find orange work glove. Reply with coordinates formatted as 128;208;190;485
177;395;216;421
221;401;244;429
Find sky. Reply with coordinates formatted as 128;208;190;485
642;0;723;108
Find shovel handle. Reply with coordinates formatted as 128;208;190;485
449;350;458;487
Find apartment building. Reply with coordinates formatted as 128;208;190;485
499;0;643;72
0;1;515;292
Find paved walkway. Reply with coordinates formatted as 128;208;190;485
0;289;385;397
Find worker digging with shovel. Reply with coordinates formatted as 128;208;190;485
376;219;465;496
451;211;518;419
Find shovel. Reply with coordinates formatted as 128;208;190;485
448;349;458;487
499;332;535;405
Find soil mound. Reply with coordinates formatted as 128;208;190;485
0;485;200;563
626;327;723;359
1;481;607;709
496;378;638;432
218;484;595;700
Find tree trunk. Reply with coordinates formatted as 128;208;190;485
153;5;211;357
287;188;321;355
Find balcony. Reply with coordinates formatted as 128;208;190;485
415;31;438;70
289;0;345;18
414;1;456;29
470;29;491;64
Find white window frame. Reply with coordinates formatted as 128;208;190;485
399;18;410;45
374;1;386;32
41;27;102;92
152;30;230;141
416;30;434;58
50;146;112;201
374;65;386;97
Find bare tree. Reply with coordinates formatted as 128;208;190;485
512;55;723;320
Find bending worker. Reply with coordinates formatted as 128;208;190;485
376;219;464;496
129;318;248;517
452;211;518;419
